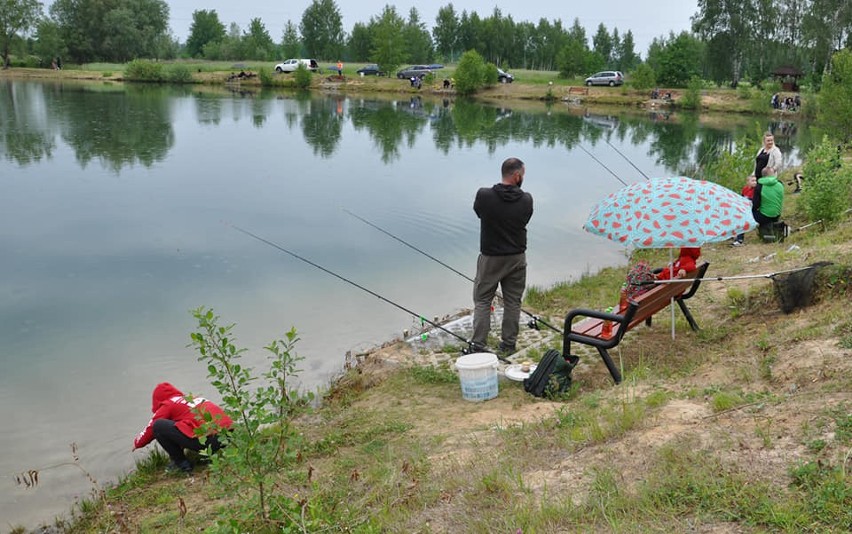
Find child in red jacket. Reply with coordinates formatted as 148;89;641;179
655;247;701;280
133;382;233;473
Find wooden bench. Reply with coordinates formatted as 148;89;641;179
568;86;589;95
561;262;710;384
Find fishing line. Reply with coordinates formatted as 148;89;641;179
342;209;564;335
231;225;506;359
577;144;629;186
605;139;651;180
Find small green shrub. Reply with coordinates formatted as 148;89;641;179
630;63;656;91
124;60;164;82
165;64;193;83
737;84;752;100
454;49;487;95
484;63;498;87
799;135;851;226
101;71;112;78
189;307;315;528
680;76;703;109
293;63;312;89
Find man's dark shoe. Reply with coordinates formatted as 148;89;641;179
498;342;516;355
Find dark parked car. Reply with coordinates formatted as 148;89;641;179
584;71;624;86
497;68;514;83
397;65;433;79
356;64;385;76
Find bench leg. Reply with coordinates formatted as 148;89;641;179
597;347;622;384
677;300;700;331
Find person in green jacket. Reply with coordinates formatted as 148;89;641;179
752;166;784;229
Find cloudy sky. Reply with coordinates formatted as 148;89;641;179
164;1;699;58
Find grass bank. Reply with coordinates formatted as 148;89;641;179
21;187;852;532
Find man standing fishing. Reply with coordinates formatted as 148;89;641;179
472;157;533;355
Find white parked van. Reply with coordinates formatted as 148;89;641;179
274;59;319;73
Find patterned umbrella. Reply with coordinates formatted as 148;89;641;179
583;176;756;248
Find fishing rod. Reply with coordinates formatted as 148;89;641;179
577;144;629;187
342;209;564;335
605;139;651;180
647;264;830;284
231;225;510;360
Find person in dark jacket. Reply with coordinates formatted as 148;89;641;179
472;157;533;355
133;382;233;473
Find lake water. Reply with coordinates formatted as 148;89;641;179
0;79;806;528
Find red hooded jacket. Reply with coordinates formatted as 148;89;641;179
655;247;701;281
133;382;233;450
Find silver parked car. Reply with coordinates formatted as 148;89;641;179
584;71;624;86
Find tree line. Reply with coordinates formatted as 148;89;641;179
1;0;850;89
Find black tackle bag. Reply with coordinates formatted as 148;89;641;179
523;349;580;398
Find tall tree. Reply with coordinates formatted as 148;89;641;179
618;29;640;72
691;0;754;84
803;0;852;75
650;31;704;87
186;9;225;58
345;21;371;61
592;23;613;66
0;0;42;68
433;3;459;62
300;0;344;60
281;20;301;59
370;5;406;76
557;18;590;78
403;7;432;64
50;0;169;63
243;17;275;60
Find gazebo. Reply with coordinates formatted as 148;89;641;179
772;66;804;91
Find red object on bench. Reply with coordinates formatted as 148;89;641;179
562;262;710;384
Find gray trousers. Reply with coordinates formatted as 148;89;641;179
472;253;526;348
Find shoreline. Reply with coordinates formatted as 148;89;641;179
0;66;811;117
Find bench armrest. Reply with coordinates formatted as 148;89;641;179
562;303;638;352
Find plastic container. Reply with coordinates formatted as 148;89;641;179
455;353;499;401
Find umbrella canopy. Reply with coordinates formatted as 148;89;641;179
583;176;756;248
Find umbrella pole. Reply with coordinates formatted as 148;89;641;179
669;249;675;340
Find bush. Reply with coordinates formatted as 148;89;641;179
799;136;851;226
484;63;498;87
680;76;703;110
293;63;312;90
630;63;656;91
124;60;164;82
454;49;487;95
190;307;314;528
817;49;852;144
165;64;193;83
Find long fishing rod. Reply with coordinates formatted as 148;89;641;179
605;139;651;180
648;264;830;284
342;209;564;335
231;225;507;359
577;144;629;186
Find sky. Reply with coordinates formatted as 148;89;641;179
163;1;700;58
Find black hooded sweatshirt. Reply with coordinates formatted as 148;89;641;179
474;183;534;256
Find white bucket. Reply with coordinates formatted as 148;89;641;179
455;353;499;401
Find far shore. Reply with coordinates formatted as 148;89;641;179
0;65;812;117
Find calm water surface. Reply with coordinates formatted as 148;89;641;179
0;80;806;528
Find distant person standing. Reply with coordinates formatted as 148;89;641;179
472;158;533;355
336;60;343;77
754;132;782;184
